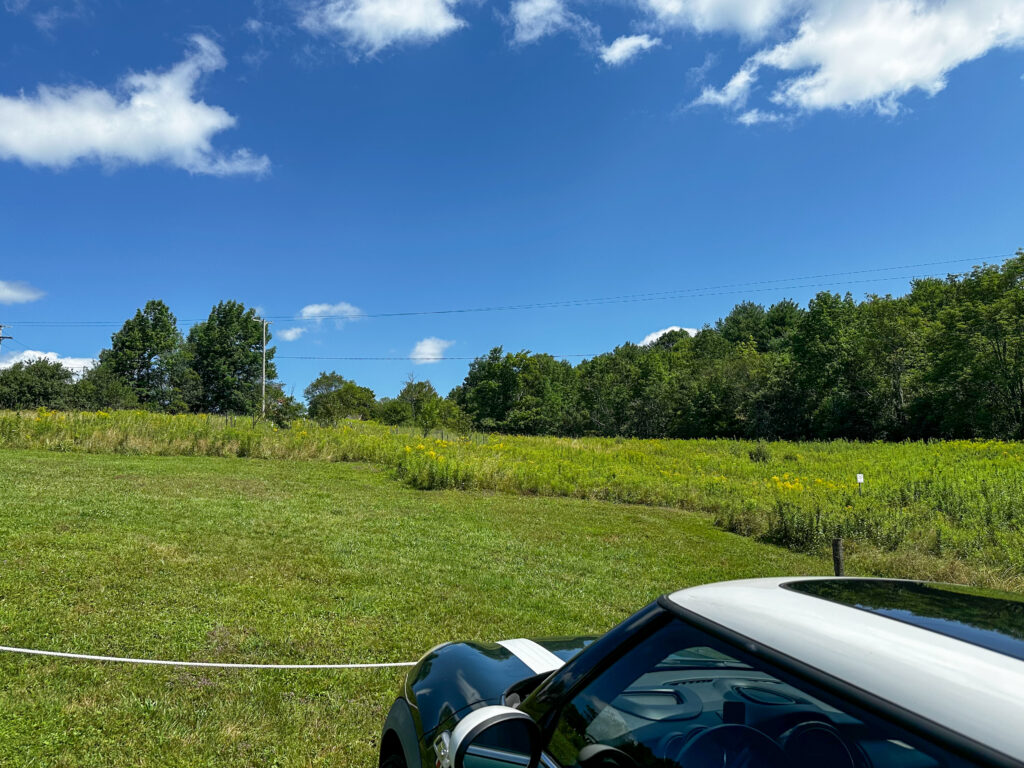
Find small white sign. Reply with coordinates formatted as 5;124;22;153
856;474;864;484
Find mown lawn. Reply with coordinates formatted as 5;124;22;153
0;449;827;767
4;411;1024;588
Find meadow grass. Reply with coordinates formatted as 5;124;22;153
0;450;827;767
2;409;1023;587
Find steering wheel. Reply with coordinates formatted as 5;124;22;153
676;724;787;768
780;721;856;768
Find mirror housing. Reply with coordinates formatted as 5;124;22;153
438;705;541;768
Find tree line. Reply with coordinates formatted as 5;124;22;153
3;253;1023;440
0;300;302;425
447;253;1024;441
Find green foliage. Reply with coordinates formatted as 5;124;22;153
748;442;771;463
417;396;471;435
98;300;184;409
453;347;579;435
396;377;446;435
186;301;273;416
4;252;1024;442
264;382;306;427
304;371;376;424
72;364;140;411
375;397;413;425
449;251;1024;441
0;359;74;410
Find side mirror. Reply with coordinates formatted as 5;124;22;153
436;705;541;768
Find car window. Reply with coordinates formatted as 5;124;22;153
545;617;983;768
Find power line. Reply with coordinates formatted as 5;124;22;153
274;256;997;322
1;255;1003;329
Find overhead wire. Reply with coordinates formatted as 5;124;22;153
0;254;1002;329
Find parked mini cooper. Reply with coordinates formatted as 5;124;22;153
380;577;1024;768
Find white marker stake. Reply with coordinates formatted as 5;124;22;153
856;474;864;495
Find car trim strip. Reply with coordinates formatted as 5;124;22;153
498;639;565;676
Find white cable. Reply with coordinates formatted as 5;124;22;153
0;645;415;669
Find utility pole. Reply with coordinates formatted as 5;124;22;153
0;325;11;356
261;319;271;419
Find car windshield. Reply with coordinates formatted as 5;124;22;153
545;615;983;768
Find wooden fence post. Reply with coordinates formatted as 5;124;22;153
832;538;845;577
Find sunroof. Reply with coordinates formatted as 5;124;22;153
784;579;1024;663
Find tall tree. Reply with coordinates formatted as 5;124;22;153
856;295;924;438
73;364;139;411
304;371;376;424
453;348;579;434
98;300;184;409
186;301;274;415
264;382;306;427
791;291;877;438
397;377;438;423
915;254;1024;438
0;359;74;410
717;301;769;349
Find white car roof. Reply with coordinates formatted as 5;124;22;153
666;577;1024;761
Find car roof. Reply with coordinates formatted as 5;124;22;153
666;577;1024;761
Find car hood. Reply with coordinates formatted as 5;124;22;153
405;636;594;742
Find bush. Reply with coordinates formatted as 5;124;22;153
748;442;771;463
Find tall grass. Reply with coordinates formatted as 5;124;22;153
4;408;1023;581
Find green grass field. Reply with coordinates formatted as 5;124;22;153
2;410;1023;588
0;449;826;767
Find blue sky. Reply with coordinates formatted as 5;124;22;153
1;0;1023;399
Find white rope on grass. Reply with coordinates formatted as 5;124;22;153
0;645;415;669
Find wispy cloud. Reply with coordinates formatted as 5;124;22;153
510;0;568;43
300;0;466;55
0;279;44;304
640;326;697;346
737;107;783;125
0;35;269;176
410;337;454;363
30;1;89;33
509;0;599;46
692;62;757;108
277;326;307;342
298;301;363;323
600;34;660;65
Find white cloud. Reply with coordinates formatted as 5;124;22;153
0;349;96;374
298;301;364;323
27;1;89;32
686;0;1024;119
600;34;661;65
0;280;44;304
510;0;569;43
640;326;697;346
410;336;454;363
509;0;600;46
0;35;269;176
301;0;465;54
641;0;799;37
737;107;783;125
692;61;757;107
278;326;307;342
